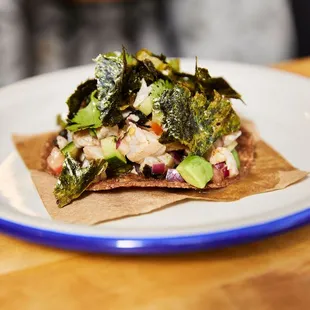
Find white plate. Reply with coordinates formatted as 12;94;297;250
0;59;309;254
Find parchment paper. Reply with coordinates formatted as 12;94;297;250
12;123;308;224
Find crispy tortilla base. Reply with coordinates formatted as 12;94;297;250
42;128;255;191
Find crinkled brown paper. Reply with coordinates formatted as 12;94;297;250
12;121;308;224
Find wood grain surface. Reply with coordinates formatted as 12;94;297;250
1;58;310;310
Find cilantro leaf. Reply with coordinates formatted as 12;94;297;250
150;79;173;101
66;79;97;120
66;91;102;132
151;79;173;125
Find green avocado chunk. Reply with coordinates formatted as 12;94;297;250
137;96;153;116
101;136;127;168
61;142;80;159
231;149;241;169
176;155;213;189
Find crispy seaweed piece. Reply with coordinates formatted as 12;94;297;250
66;79;97;120
158;86;241;156
171;61;242;100
54;155;107;207
94;52;127;126
190;91;241;154
194;61;242;100
106;163;133;178
203;77;242;100
125;59;161;93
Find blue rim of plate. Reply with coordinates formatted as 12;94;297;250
0;207;309;255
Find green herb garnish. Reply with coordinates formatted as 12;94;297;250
66;79;97;120
53;47;244;206
66;91;102;132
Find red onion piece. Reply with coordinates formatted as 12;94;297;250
166;169;184;182
222;166;229;178
134;163;140;174
170;151;183;165
116;138;121;149
152;163;166;175
215;162;225;170
214;162;229;178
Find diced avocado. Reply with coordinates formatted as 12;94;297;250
231;149;241;169
152;110;163;125
176;155;213;189
101;136;127;168
137;96;153;116
168;58;180;72
61;142;80;159
136;49;163;69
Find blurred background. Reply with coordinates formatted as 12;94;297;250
0;0;309;87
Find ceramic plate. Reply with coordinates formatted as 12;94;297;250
0;59;309;254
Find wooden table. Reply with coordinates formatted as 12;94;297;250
1;58;310;310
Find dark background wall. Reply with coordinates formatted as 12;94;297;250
290;0;310;57
1;0;310;87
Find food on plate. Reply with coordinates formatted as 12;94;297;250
42;48;254;207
